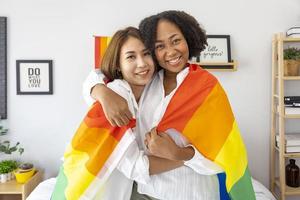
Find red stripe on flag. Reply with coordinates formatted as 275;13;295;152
84;102;135;141
94;37;101;69
157;66;217;133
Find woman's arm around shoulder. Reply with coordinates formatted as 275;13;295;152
82;69;132;126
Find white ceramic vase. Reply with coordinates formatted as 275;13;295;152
0;173;8;183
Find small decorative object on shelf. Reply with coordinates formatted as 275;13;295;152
283;47;300;76
286;16;300;38
0;160;18;183
14;163;35;183
286;159;300;187
286;27;300;38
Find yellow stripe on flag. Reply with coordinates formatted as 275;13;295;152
214;120;248;191
63;147;95;200
100;37;107;61
72;122;119;175
106;37;111;46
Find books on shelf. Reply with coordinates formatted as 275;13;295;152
285;106;300;115
276;97;300;114
282;146;300;153
286;27;300;38
276;105;300;115
275;143;300;153
276;133;300;146
276;133;300;153
284;96;300;106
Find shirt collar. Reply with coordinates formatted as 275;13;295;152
158;67;189;85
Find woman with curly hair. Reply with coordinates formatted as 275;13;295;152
84;10;255;200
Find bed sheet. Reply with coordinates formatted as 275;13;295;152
26;178;276;200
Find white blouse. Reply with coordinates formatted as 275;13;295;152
83;68;224;200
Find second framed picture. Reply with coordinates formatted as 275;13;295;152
16;60;53;95
199;35;231;63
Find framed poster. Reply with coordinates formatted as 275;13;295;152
0;17;7;119
16;60;53;95
200;35;231;63
192;35;235;70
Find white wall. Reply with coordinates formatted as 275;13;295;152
0;0;299;192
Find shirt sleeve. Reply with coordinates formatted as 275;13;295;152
184;144;224;175
117;141;151;184
82;69;106;106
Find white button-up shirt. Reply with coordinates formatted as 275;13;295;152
83;68;224;200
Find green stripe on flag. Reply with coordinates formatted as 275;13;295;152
229;167;256;200
51;166;68;200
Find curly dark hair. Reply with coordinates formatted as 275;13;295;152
139;10;207;62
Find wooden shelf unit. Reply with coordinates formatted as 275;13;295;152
270;33;300;200
275;178;300;196
0;170;43;200
275;76;300;80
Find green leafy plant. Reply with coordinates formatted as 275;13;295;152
0;160;18;174
0;122;24;155
284;47;300;60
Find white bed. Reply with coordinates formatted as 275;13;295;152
27;177;276;200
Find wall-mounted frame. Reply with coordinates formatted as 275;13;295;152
16;60;53;95
192;35;236;71
0;17;7;119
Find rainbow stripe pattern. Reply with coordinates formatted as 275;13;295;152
157;64;256;200
94;36;111;69
51;102;135;199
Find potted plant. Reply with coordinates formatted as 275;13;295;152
283;47;300;76
14;163;35;183
0;160;18;183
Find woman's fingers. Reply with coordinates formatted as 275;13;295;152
144;140;148;149
115;116;129;127
94;84;132;127
145;132;151;141
150;127;159;138
124;109;133;121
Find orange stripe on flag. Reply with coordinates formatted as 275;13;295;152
71;122;118;176
69;102;136;175
157;67;234;160
158;67;217;132
182;83;234;160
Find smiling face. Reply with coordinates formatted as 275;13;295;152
119;36;155;89
154;19;189;75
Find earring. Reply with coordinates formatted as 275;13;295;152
116;68;122;78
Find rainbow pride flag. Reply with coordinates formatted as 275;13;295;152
157;64;255;200
94;36;111;69
51;102;136;199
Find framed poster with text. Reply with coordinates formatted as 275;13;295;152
16;60;53;95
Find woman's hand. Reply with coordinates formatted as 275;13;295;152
145;128;195;161
91;84;132;127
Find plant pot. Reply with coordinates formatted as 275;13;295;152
0;173;8;183
14;168;35;183
7;172;14;181
284;60;300;76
